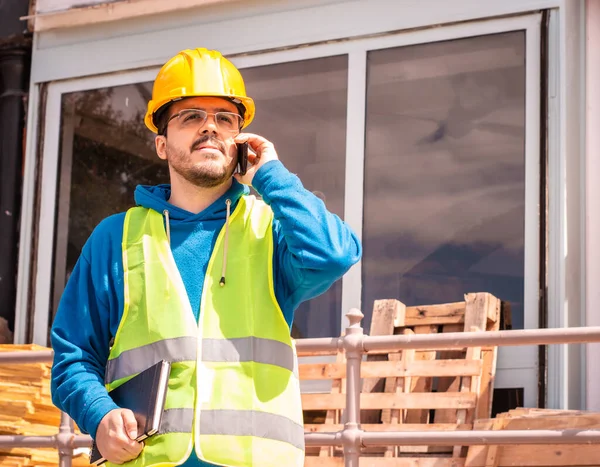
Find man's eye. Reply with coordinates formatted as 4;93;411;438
183;112;202;122
217;114;234;124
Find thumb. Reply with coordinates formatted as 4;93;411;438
121;409;138;440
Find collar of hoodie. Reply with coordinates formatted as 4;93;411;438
151;180;246;288
133;181;247;223
163;197;232;288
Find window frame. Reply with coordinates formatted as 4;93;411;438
19;13;542;404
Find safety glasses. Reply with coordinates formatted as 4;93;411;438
167;109;243;133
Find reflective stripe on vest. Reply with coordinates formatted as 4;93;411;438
105;335;298;385
157;408;304;450
106;196;304;467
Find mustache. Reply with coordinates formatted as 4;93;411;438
191;135;226;153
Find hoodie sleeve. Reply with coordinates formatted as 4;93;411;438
50;219;122;438
252;160;362;322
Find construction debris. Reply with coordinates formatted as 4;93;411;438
465;408;600;466
0;344;90;466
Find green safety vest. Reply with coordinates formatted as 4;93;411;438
103;195;305;467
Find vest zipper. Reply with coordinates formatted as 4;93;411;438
219;199;231;287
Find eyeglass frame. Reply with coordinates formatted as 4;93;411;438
165;108;244;134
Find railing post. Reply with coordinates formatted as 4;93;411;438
57;412;74;467
342;308;364;467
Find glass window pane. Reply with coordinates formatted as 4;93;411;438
362;32;526;331
52;55;348;340
241;55;348;338
52;82;164;316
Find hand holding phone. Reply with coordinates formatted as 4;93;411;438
233;134;278;185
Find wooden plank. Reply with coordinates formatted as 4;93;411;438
482;416;509;467
453;334;482;458
382;329;415;425
464;294;494;336
385;330;415;457
481;294;501;326
319;352;345;457
297;349;340;357
452;293;492;455
435;293;492;425
433;323;464;424
0;457;30;467
477;345;497;422
0;344;49;351
299;359;483;380
0;365;49;380
363;300;405;424
302;392;477;411
363;458;465;467
381;350;402;426
0;401;34;418
475;294;501;420
305;457;466;467
403;302;466;327
305;458;342;467
466;413;600;466
0;421;58;436
506;408;585;417
466;444;600;466
405;325;438;425
474;413;600;430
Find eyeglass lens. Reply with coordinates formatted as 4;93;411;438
174;109;242;132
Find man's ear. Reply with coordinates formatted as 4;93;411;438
155;135;168;161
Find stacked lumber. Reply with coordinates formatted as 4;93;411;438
0;344;90;466
465;408;600;466
299;292;505;467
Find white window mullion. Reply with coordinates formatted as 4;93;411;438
32;86;63;345
14;79;40;344
498;12;542;408
341;50;367;330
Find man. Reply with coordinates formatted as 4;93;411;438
50;47;361;467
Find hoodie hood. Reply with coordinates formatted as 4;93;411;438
133;180;249;222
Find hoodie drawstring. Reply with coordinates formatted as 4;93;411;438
163;202;230;286
220;199;231;287
163;209;171;245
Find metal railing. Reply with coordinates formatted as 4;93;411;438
1;308;600;466
298;309;600;466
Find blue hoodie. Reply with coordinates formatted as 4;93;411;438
50;160;361;466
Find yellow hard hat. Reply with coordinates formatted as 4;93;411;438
144;48;255;133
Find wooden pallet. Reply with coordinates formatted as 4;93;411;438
465;409;600;466
300;292;504;466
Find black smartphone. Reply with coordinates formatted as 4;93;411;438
237;142;249;175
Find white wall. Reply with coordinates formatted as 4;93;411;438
30;0;561;83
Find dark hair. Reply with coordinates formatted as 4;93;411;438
154;103;173;137
153;98;246;136
231;101;247;125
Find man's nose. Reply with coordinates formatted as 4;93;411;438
201;115;219;134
